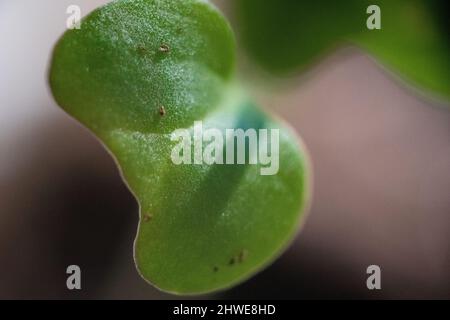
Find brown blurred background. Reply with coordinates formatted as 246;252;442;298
0;0;449;299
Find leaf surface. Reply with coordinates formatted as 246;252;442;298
50;0;310;294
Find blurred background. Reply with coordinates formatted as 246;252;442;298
0;0;449;299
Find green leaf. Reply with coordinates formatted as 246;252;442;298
49;0;310;294
234;0;450;100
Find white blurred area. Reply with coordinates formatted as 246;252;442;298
0;0;109;180
0;0;449;299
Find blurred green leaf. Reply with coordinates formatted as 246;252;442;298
235;0;450;100
49;0;310;294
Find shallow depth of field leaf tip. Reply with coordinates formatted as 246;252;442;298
235;0;450;101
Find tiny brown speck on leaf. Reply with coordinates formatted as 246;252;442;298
137;45;147;55
143;213;153;222
238;249;249;263
159;106;166;116
228;250;249;266
159;44;170;53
